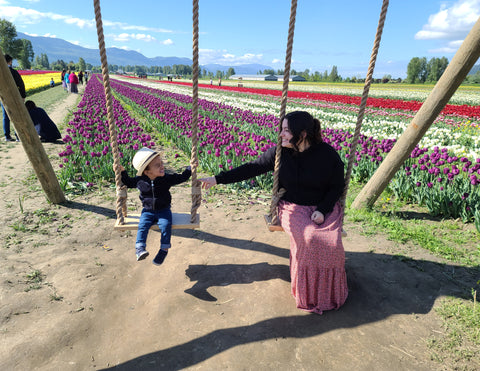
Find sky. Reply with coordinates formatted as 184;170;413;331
1;0;479;78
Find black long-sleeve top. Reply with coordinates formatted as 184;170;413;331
28;107;62;142
9;66;26;99
215;142;345;215
121;168;191;211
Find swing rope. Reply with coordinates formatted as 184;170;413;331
93;0;127;224
268;0;298;225
341;0;389;209
190;0;202;223
93;0;201;226
268;0;389;227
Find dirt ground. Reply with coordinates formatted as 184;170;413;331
1;84;479;371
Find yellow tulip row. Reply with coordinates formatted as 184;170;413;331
22;72;63;93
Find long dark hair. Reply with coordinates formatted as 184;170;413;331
25;100;37;110
282;111;322;151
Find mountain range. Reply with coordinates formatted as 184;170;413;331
17;32;273;74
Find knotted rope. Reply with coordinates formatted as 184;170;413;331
93;0;127;224
341;0;389;208
190;0;202;223
268;0;298;225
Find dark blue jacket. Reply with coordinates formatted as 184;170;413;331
121;168;191;210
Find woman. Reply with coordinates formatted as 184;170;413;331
25;100;62;143
69;71;79;93
200;111;348;314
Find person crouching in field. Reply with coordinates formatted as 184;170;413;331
25;100;62;143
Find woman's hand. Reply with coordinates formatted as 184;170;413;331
117;164;125;172
311;210;324;224
199;176;217;189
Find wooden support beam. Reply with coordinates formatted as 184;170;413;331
0;50;66;204
352;16;480;210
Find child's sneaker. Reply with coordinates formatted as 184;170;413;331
153;249;168;265
136;249;149;261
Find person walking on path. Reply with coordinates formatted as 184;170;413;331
61;69;67;91
69;71;79;93
1;54;26;142
200;111;348;314
64;70;71;92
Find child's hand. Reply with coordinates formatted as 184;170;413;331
199;176;217;189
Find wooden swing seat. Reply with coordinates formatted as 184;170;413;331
114;212;200;231
264;214;348;237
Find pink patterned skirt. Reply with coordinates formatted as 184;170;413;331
278;200;348;314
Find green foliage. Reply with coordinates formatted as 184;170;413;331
0;18;21;58
430;289;480;368
33;53;50;70
18;39;34;69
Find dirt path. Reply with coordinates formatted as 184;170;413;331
0;83;478;370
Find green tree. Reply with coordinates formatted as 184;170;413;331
78;57;86;72
50;59;67;71
328;65;339;82
0;19;22;58
67;61;76;71
406;57;427;83
226;67;235;78
18;39;34;69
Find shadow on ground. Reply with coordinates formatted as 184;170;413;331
103;230;479;370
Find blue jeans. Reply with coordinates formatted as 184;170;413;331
136;208;172;251
2;103;11;139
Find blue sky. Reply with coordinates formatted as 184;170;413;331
2;0;479;78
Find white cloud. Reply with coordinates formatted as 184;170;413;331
0;4;174;34
112;33;157;42
199;50;264;65
162;39;173;46
428;39;464;53
271;59;282;64
415;0;480;40
103;20;173;34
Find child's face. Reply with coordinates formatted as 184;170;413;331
143;156;165;180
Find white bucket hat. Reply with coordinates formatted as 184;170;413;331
132;147;160;176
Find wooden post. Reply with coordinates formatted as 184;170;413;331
0;50;66;204
352;16;480;210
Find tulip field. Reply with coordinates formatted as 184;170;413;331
19;70;62;93
57;75;480;232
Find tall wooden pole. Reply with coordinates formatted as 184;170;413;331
0;50;66;204
352;16;480;210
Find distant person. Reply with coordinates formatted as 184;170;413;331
61;69;67;91
2;54;25;142
69;71;79;93
78;70;84;85
210;78;213;85
218;77;221;86
50;78;55;88
84;71;89;84
25;100;62;143
64;70;71;92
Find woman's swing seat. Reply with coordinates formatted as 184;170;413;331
264;214;347;237
114;212;200;231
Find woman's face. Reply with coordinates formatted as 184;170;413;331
280;119;293;148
